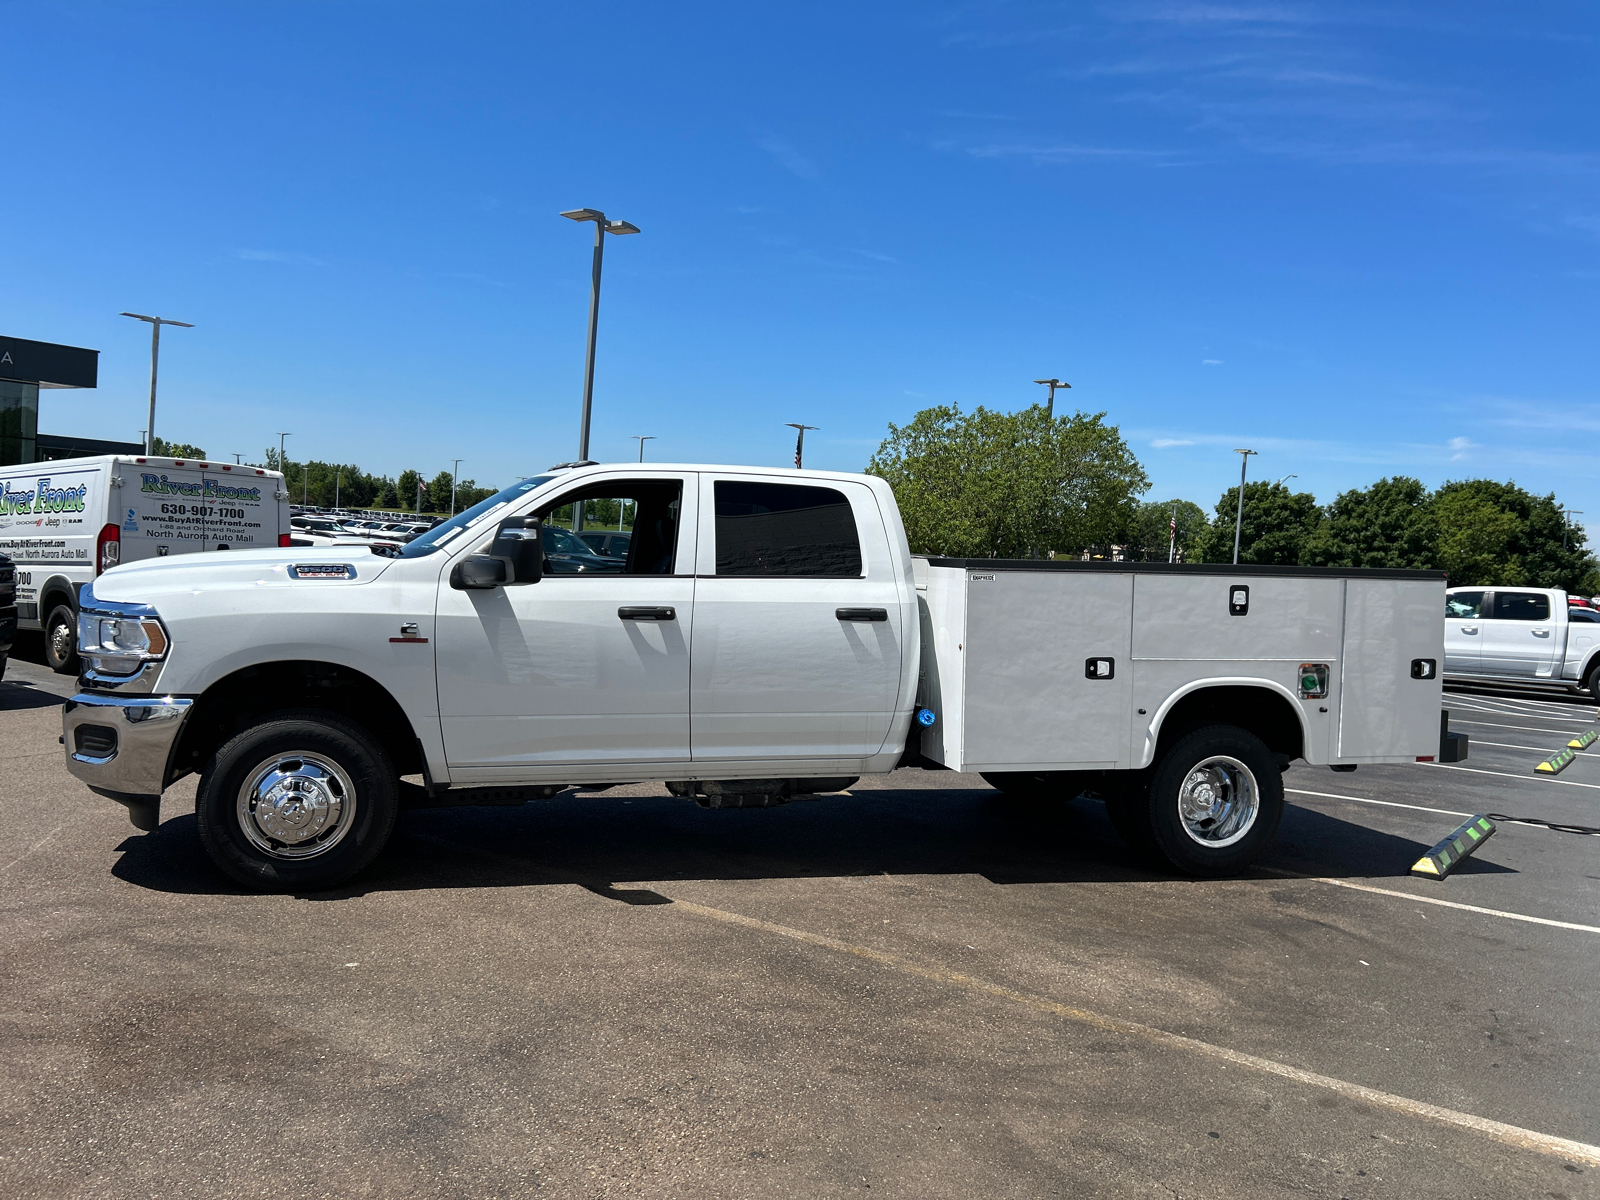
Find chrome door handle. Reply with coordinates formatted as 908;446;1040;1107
1532;629;1550;637
618;606;675;621
1462;626;1478;634
836;607;888;622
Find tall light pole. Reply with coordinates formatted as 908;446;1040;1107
1232;448;1257;565
560;206;640;470
1562;509;1583;550
1276;473;1296;488
1033;377;1070;417
277;432;291;471
120;312;194;455
302;465;309;505
786;423;819;469
450;458;463;517
233;453;242;464
631;435;655;462
335;467;342;511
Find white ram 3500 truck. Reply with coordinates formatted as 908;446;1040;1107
1444;585;1600;700
62;463;1459;890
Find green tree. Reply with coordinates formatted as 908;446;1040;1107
426;471;456;514
1430;480;1595;590
152;436;206;458
396;469;424;512
1303;476;1434;569
867;404;1148;557
1194;482;1322;565
1124;499;1208;562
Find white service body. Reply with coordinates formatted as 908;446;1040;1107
1;454;290;632
916;559;1446;772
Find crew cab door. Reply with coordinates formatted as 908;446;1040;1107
434;473;698;775
689;475;903;761
1480;590;1558;678
1443;589;1483;674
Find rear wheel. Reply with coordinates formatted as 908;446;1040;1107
1118;725;1283;876
196;710;399;891
44;604;78;674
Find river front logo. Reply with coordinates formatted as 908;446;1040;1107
0;477;90;516
140;473;263;503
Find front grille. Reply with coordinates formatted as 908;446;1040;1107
74;725;118;757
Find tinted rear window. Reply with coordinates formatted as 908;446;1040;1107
714;481;863;577
1493;592;1550;621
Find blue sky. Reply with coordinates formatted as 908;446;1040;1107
4;1;1597;528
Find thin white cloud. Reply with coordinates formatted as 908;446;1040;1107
1446;436;1478;461
757;136;820;180
1202;358;1223;365
234;249;323;266
1152;437;1198;447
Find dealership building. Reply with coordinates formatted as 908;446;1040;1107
1;333;141;467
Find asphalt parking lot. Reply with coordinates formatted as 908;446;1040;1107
3;638;1597;1199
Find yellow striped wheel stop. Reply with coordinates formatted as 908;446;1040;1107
1568;729;1598;751
1411;815;1497;879
1536;747;1578;774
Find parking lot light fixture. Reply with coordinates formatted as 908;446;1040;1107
786;423;819;469
632;435;655;463
1033;378;1070;418
451;459;463;516
120;312;195;454
1232;448;1257;565
560;208;641;532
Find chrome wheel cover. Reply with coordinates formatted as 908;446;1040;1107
48;619;74;662
237;752;357;860
1176;754;1259;848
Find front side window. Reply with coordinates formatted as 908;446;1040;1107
714;481;862;577
1446;591;1483;619
536;480;681;575
1493;591;1550;621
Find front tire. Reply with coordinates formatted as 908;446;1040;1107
1586;661;1600;705
44;604;78;674
196;711;399;891
1126;725;1283;876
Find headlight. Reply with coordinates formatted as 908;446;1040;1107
78;609;170;676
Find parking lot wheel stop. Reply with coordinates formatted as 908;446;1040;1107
1535;747;1578;774
1568;729;1598;750
1411;816;1496;879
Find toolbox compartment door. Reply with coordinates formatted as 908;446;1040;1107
961;570;1132;769
1338;579;1444;760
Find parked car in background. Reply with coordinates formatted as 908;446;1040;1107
578;530;632;560
543;525;624;573
1444;586;1600;699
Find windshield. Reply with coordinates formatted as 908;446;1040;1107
400;475;556;558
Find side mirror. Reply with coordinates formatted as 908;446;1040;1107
491;515;543;584
449;555;508;590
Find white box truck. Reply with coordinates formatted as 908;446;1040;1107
58;462;1460;890
0;454;290;672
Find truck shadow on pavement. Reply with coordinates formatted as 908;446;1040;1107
0;679;70;711
108;785;1507;900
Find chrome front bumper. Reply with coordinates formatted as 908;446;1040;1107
63;693;193;828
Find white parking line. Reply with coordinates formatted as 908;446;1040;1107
1254;867;1600;935
1471;739;1586;754
1286;787;1472;819
1424;761;1600;790
1450;717;1594;736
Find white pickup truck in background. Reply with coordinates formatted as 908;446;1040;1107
61;462;1459;891
1445;586;1600;700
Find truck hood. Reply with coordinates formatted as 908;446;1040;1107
88;546;397;605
